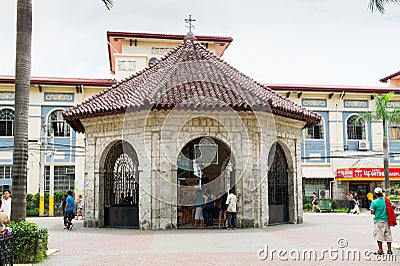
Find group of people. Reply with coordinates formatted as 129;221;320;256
60;191;84;230
0;189;12;234
179;188;237;229
346;191;360;214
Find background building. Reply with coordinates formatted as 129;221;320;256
269;82;400;206
0;76;113;194
2;30;399;213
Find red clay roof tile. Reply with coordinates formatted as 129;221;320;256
64;36;320;133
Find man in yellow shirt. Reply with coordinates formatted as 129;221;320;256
367;191;374;210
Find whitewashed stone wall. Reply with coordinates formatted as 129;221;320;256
81;110;305;229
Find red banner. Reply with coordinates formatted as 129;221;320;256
336;167;400;180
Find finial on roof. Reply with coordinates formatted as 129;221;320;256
185;14;196;33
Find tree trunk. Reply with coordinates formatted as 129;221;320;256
383;123;390;192
12;0;32;221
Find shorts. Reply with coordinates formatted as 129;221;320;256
195;207;203;220
373;222;392;242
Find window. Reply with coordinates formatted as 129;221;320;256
148;57;158;67
44;166;75;192
347;115;366;140
389;122;400;140
0;109;14;136
48;110;70;137
0;166;12;179
306;120;324;139
117;60;136;72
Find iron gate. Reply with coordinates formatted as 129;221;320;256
104;141;139;227
268;144;289;224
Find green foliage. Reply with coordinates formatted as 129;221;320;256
388;195;400;200
26;191;67;216
8;221;48;264
369;0;400;14
333;208;349;213
303;195;310;204
303;203;312;211
27;208;39;216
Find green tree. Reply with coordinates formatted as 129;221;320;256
369;0;400;13
12;0;113;221
361;92;400;191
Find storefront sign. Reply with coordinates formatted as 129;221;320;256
336;167;400;180
302;99;327;107
343;100;369;108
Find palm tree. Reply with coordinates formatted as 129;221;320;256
369;0;400;13
12;0;113;221
362;92;400;192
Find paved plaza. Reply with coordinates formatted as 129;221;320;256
29;212;399;265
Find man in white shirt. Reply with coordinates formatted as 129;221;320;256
1;189;12;219
226;189;237;229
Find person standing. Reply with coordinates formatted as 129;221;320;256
367;191;374;210
370;187;396;255
204;189;214;227
193;189;204;228
346;191;354;214
352;192;360;214
75;194;84;221
63;190;75;230
311;192;322;213
226;189;237;230
1;189;12;219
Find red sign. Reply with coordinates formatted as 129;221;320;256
336;167;400;180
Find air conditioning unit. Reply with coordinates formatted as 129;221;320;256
358;140;369;151
319;190;330;199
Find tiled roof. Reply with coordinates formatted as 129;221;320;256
64;34;320;133
380;70;400;83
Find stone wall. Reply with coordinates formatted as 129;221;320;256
82;110;305;229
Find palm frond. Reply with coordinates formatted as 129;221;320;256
369;0;400;14
102;0;113;10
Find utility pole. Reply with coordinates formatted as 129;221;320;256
49;129;55;217
39;116;45;216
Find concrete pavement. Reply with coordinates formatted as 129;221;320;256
27;212;400;265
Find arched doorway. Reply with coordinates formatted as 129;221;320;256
104;141;139;227
268;143;289;224
176;137;234;228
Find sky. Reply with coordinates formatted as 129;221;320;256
1;0;400;87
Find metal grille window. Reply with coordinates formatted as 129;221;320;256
0;109;14;136
306;120;324;139
389;122;400;140
268;144;288;205
44;166;75;192
48;110;70;137
0;166;12;179
347;115;365;140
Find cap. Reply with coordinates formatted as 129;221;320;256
374;187;383;194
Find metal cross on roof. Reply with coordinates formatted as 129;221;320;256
185;15;196;32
